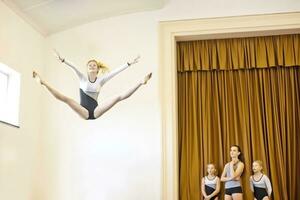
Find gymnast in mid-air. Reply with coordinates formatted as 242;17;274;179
33;50;152;120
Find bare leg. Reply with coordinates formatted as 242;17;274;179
94;73;152;118
232;193;243;200
225;195;233;200
33;71;89;119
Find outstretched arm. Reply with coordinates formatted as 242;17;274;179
53;49;84;80
99;55;140;86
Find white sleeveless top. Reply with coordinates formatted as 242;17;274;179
204;176;218;189
225;162;242;189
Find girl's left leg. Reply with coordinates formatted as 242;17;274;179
93;73;152;118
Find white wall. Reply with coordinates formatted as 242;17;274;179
41;1;300;200
41;12;161;200
0;1;45;200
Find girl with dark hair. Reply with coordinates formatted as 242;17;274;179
221;145;245;200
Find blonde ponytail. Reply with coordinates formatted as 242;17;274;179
96;61;109;74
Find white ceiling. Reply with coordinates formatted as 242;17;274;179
3;0;165;36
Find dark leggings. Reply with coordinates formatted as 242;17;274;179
225;186;243;195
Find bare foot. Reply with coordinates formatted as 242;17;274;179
33;71;44;85
142;72;152;84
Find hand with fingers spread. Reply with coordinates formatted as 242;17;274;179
127;55;140;66
32;71;44;85
53;49;65;63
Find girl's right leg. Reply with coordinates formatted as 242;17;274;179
232;193;243;200
225;195;233;200
33;71;89;119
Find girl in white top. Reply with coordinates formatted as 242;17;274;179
33;50;152;120
201;163;220;200
250;160;272;200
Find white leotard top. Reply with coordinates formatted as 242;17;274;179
250;174;272;196
64;59;129;101
204;176;218;189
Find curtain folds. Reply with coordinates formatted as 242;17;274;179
177;34;300;200
177;34;300;71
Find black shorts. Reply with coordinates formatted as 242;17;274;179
205;185;218;200
80;89;98;120
254;186;268;200
225;186;243;195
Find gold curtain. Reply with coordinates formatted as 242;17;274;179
177;34;300;200
177;34;300;71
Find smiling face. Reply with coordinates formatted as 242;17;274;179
252;161;263;173
230;146;240;159
87;60;99;74
207;164;216;176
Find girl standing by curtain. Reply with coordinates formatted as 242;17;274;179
250;160;272;200
201;163;220;200
221;145;245;200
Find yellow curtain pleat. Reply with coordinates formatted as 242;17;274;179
177;34;300;71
